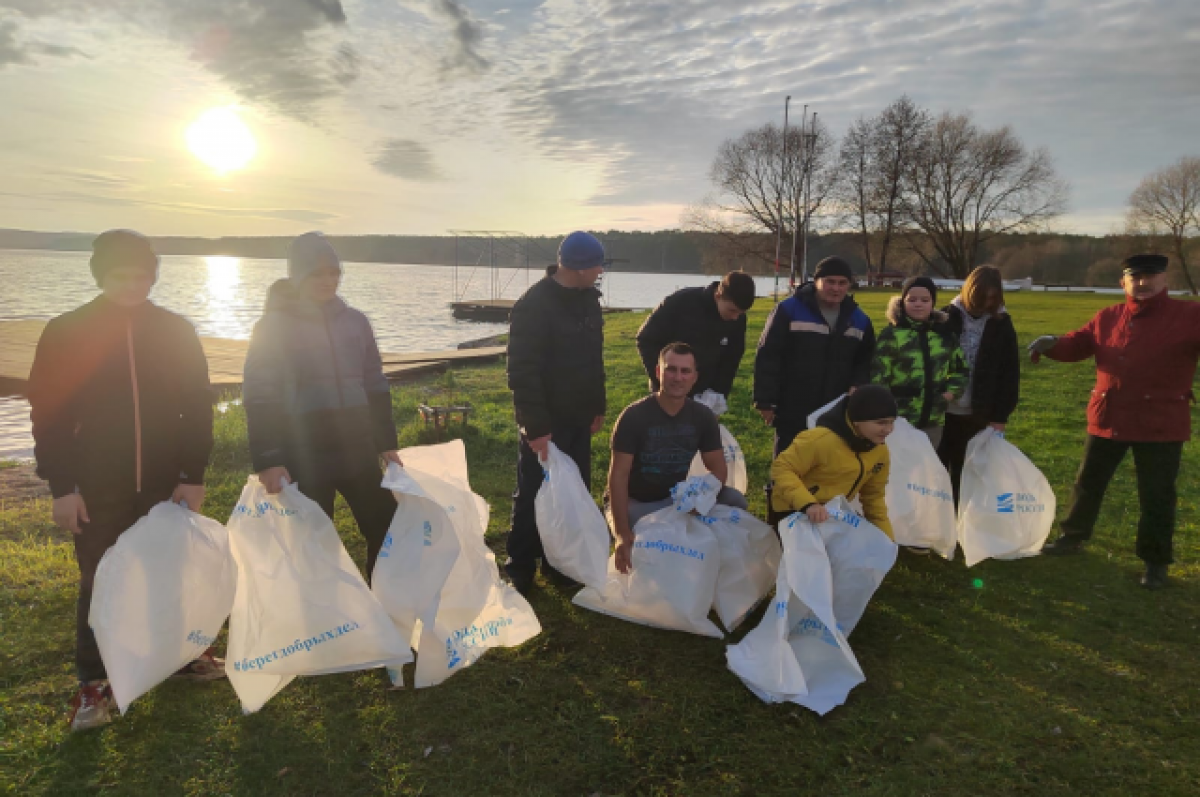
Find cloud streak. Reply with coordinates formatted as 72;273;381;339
372;139;443;181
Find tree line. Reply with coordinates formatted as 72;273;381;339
686;96;1200;293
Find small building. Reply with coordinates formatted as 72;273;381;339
862;269;909;288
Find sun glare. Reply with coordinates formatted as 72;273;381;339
187;107;257;174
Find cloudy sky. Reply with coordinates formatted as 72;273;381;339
1;0;1197;237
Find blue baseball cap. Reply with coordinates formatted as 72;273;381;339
557;231;606;271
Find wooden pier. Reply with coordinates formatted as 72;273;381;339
0;320;505;396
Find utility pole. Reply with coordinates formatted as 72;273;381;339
772;96;790;300
801;112;817;284
789;105;807;288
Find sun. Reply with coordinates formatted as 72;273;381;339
187;107;257;174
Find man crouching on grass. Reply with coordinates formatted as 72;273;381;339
27;230;219;733
608;343;749;573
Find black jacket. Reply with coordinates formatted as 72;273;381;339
29;297;213;500
943;304;1021;424
243;280;398;479
753;282;876;431
506;275;606;440
635;282;747;397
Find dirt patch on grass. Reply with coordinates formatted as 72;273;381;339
0;461;50;501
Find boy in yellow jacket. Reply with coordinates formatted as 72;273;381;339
770;385;898;537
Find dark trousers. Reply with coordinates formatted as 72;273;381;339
1060;435;1183;565
74;488;173;682
937;412;990;505
507;424;592;579
295;466;396;582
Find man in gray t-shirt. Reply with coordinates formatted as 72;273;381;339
608;342;748;573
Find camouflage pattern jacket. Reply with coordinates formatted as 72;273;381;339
870;297;968;429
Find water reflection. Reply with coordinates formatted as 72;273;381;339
203;256;245;339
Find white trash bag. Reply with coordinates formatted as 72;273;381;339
687;390;748;493
957;429;1056;567
704;504;781;633
884;418;957;559
375;441;541;688
89;502;237;714
807;393;847;432
574;475;724;638
533;442;610;590
727;497;897;715
226;477;411;713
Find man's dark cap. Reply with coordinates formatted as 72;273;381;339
1122;254;1168;276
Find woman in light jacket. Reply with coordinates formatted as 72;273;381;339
937;265;1021;503
243;232;400;579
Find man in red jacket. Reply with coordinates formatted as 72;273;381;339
1029;254;1200;589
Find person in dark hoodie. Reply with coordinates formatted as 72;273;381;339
635;271;757;399
505;231;607;595
28;229;217;733
769;385;897;537
754;256;876;456
936;265;1021;503
870;276;968;448
242;232;400;581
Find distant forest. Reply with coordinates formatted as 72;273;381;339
2;227;1194;289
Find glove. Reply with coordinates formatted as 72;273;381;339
1027;335;1058;363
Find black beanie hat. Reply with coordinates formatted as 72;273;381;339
1121;253;1168;276
900;275;938;306
90;229;159;288
813;256;854;282
846;385;898;422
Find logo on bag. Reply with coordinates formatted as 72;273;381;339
792;617;846;648
827;508;862;528
233;621;361;673
996;492;1044;514
633;539;706;561
724;443;743;463
423;520;433;547
186;630;216;648
907;483;952;502
233;501;300;519
445;617;515;670
774;599;788;617
379;534;394;559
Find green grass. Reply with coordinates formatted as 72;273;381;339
2;292;1199;796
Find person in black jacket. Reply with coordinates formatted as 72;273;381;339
635;271;756;399
505;231;607;594
936;265;1021;503
243;232;401;581
28;230;216;733
753;257;876;456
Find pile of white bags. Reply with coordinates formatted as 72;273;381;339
727;496;897;715
90;502;238;713
575;475;778;637
225;477;411;713
884;418;957;558
957;429;1056;566
687;390;748;493
533;442;611;590
373;441;541;688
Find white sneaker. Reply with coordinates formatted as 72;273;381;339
69;680;115;732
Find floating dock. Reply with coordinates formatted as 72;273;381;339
0;320;505;396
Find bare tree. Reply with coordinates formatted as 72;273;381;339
836;116;878;273
687;118;839;279
1127;156;1200;295
899;112;1068;278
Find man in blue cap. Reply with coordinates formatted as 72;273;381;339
1031;253;1200;589
505;231;608;594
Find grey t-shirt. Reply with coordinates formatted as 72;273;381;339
820;304;841;330
612;396;722;502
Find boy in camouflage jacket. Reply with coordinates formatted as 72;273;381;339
870;277;967;447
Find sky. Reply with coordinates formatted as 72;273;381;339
0;0;1197;238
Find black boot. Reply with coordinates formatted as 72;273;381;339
1140;563;1169;590
1042;535;1086;556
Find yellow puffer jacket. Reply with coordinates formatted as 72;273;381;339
770;425;893;538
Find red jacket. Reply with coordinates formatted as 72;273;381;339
1047;290;1200;442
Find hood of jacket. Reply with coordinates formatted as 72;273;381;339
886;295;948;328
816;397;876;453
263;278;348;319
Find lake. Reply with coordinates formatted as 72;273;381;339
0;249;784;459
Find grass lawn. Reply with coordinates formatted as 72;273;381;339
2;291;1198;796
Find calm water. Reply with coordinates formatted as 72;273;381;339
0;249;780;459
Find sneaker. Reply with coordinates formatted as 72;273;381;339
902;546;931;556
1140;564;1169;590
172;648;227;681
1041;535;1086;556
69;680;115;732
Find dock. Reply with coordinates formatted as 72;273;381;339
450;299;635;322
0;320;505;396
